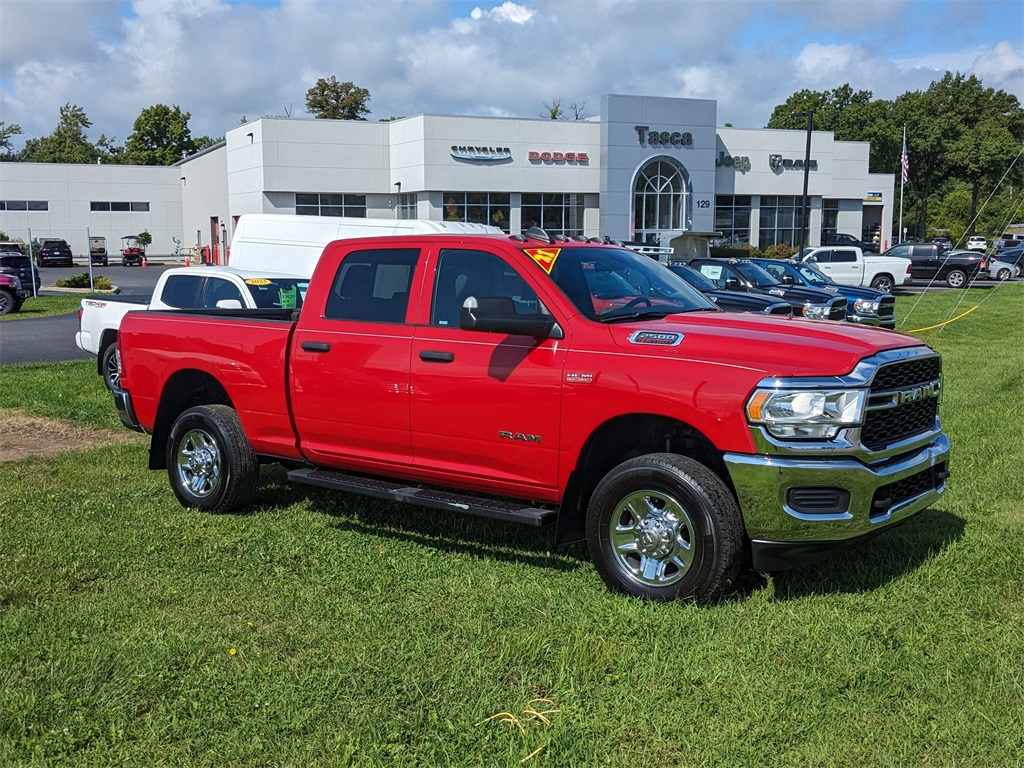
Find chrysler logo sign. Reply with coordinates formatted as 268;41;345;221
450;146;512;162
769;154;818;171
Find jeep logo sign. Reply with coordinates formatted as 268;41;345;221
769;154;818;172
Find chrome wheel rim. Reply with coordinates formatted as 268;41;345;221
948;271;965;288
104;349;120;389
874;278;892;292
175;427;222;498
608;489;697;588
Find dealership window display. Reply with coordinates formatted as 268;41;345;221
633;159;690;245
396;193;417;220
714;195;752;246
521;193;585;236
759;195;801;249
442;192;511;232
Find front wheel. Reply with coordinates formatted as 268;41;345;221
870;274;894;292
586;453;745;603
995;267;1012;281
166;405;258;513
0;290;15;316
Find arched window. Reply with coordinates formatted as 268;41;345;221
633;158;691;244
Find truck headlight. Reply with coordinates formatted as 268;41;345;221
854;298;879;313
746;388;867;439
802;303;830;320
11;275;21;289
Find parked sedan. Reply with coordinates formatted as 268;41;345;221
992;247;1024;278
987;257;1015;281
665;263;794;316
748;257;896;329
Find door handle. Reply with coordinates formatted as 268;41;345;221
301;341;331;353
419;350;454;363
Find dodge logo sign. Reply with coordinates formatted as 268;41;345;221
528;151;589;163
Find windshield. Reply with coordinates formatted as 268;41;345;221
793;263;831;285
525;245;716;322
668;264;718;292
732;261;781;287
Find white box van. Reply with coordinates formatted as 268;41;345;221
229;214;502;277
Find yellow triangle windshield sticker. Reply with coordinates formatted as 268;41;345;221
525;248;561;275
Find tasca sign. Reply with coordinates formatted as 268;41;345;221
769;154;818;171
635;126;693;147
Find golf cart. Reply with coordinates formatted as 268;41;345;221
121;235;146;267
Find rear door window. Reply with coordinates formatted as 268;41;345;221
324;248;419;323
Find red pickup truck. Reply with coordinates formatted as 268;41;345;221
113;229;950;603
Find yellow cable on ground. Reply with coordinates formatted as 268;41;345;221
905;305;980;333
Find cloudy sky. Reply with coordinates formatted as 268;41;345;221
1;0;1022;150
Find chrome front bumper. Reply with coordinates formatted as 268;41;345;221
725;432;950;570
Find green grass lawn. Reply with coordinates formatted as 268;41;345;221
0;295;86;321
1;285;1022;766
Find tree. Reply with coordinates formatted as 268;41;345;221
0;121;23;159
19;103;99;163
305;77;371;120
124;104;197;165
543;98;564;120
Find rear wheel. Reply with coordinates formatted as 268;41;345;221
101;343;120;391
870;274;894;292
166;405;258;513
995;267;1012;281
945;269;968;288
586;453;745;603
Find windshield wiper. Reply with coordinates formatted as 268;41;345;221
598;308;679;323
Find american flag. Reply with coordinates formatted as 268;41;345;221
901;137;910;184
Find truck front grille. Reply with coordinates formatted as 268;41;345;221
862;355;942;451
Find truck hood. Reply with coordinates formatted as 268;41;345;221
606;312;918;378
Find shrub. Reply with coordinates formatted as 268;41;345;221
54;272;113;290
760;242;797;260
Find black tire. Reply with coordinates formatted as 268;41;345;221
100;343;120;391
166;405;258;513
870;274;894;292
586;453;745;603
0;289;15;316
995;267;1011;281
945;269;968;288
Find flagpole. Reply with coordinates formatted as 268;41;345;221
898;125;906;244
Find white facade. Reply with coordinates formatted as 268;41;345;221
1;94;896;258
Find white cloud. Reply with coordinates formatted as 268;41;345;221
0;0;1020;150
469;2;535;24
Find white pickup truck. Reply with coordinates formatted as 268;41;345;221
794;246;912;293
76;265;308;390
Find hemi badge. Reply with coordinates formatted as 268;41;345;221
628;331;684;347
566;372;594;384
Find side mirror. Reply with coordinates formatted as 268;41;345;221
724;277;743;291
215;299;243;309
460;296;564;339
779;274;795;285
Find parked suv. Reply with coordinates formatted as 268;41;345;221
0;274;30;315
880;243;989;288
965;236;987;252
0;250;41;292
36;238;74;267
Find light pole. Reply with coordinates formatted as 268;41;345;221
793;111;813;253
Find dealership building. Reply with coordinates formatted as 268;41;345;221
0;94;895;260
